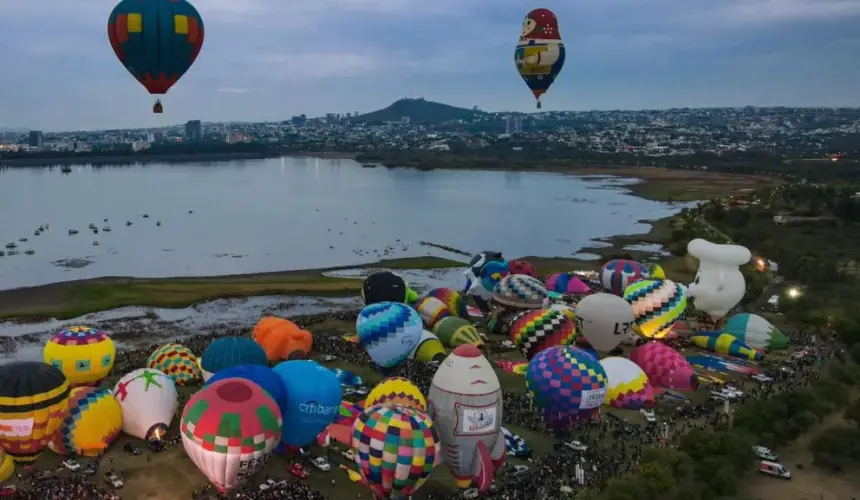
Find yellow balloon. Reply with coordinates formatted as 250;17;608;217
48;387;123;456
0;450;14;483
364;377;427;412
43;326;116;388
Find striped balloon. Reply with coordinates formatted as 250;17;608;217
599;259;649;296
622;279;687;339
426;288;469;319
147;343;201;386
433;317;484;349
413;296;452;329
509;309;577;360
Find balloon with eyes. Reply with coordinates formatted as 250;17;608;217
686;239;751;320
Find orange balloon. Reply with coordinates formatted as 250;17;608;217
252;317;313;362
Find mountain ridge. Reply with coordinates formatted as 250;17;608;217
349;98;486;125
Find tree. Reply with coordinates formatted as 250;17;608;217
845;398;860;425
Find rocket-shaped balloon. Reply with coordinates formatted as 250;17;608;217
427;344;505;493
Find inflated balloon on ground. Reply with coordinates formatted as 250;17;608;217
147;343;201;386
465;252;509;299
509;309;577;360
49;387;122;456
623;279;687;339
362;271;417;305
492;274;548;308
413;296;452;328
0;450;12;483
273;360;342;446
200;337;268;381
599;357;655;410
364;377;427;412
205;365;287;416
253;317;313;361
113;368;178;441
507;259;536;278
410;330;447;362
686;239;751;319
545;272;591;294
433;316;484;349
426;287;469;318
357;302;423;368
691;332;762;361
574;293;636;352
599;259;649;296
723;313;788;351
629;342;698;390
43;326;115;388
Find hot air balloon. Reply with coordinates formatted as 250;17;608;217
43;326;116;388
686;239;751;319
623;279;688;340
200;337;268;381
352;404;441;499
647;263;666;280
107;0;205;113
545;272;591;295
492;274;548;309
509;309;577;360
181;379;281;492
599;259;649;296
507;259;537;279
426;287;470;319
413;296;452;329
362;271;417;305
691;332;762;361
723;313;788;351
515;8;565;109
356;302;423;368
433;316;484;349
273;360;341;447
49;387;122;456
206;365;287;415
629;342;698;391
0;362;70;463
599;357;655;410
549;302;577;323
147;343;201;385
113;368;178;441
409;331;448;362
525;346;607;429
464;252;510;304
364;377;427;412
574;293;637;353
0;449;13;483
253;317;313;362
427;345;505;492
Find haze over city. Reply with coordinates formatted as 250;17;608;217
2;0;860;130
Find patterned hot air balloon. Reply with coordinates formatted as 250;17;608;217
206;365;287;418
507;259;536;279
723;313;788;351
356;302;423;368
181;379;282;492
509;309;577;360
147;343;201;385
364;377;427;412
200;337;268;381
599;357;655;410
409;331;448;363
525;346;607;429
426;288;469;319
433;317;484;349
545;272;591;295
413;296;452;329
352;404;441;499
107;0;204;113
492;274;548;308
49;387;122;456
600;259;649;296
623;279;688;339
629;342;698;391
515;8;565;109
114;368;178;441
691;332;763;361
43;326;115;388
0;449;13;483
0;362;70;463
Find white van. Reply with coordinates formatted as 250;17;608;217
758;460;791;479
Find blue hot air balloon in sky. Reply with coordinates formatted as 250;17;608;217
200;337;268;381
273;360;342;447
205;365;287;414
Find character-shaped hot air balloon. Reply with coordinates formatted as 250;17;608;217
434;317;484;349
43;326;115;388
691;332;762;361
600;259;649;296
546;272;591;295
413;296;452;329
181;379;282;492
629;342;698;391
525;346;607;429
273;360;342;447
147;343;201;385
723;313;788;351
108;0;204;113
464;252;510;313
253;317;313;362
574;293;637;353
352;404;441;499
515;8;565;109
49;387;122;456
362;271;418;305
509;309;577;360
409;331;448;363
200;337;268;381
356;302;423;368
623;280;688;340
113;368;178;441
0;362;69;463
599;357;655;410
365;377;427;412
428;345;506;493
507;259;537;279
426;288;470;319
686;239;751;319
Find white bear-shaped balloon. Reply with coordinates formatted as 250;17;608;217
686;239;751;319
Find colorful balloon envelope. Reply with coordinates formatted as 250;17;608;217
107;0;204;112
426;287;469;319
364;377;427;412
545;272;591;295
49;387;122;456
0;362;70;462
465;252;509;299
43;326;115;388
206;365;287;417
574;293;637;353
433;316;484;349
413;296;452;329
147;343;201;386
623;279;687;339
357;302;423;368
691;332;762;361
352;404;441;499
507;259;537;279
253;317;313;362
599;357;655;410
509;309;577;360
723;313;788;351
525;346;607;429
515;8;565;109
492;274;548;309
181;379;282;492
113;368;178;441
0;450;12;483
409;331;448;363
273;360;342;446
629;342;698;391
200;337;268;381
599;259;649;296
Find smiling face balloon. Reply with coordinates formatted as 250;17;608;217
686;239;751;319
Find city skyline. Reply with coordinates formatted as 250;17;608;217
2;0;859;130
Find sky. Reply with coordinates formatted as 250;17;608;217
1;0;859;130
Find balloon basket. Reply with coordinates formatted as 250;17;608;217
153;101;163;114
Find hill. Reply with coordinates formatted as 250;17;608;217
0;127;27;133
349;98;486;125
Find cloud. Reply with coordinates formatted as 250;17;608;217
216;88;251;94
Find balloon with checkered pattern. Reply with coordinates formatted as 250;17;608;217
357;302;423;368
509;309;577;360
48;387;122;456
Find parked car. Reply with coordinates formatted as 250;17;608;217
343;387;356;397
752;373;773;383
123;443;141;455
320;355;338;362
104;472;124;489
507;464;530;479
752;445;778;461
289;463;309;479
309;456;331;471
342;449;355;462
354;386;369;396
564;440;588;452
640;409;657;423
0;486;16;497
62;459;81;471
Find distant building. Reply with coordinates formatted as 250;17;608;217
505;115;523;134
28;130;44;149
184;120;202;141
400;116;411;125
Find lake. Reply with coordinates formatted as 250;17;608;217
0;158;684;290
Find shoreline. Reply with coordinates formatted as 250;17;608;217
0;150;358;167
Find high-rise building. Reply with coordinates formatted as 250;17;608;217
505;115;523;134
28;131;43;149
184;120;202;141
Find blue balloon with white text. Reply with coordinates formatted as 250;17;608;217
273;360;342;446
